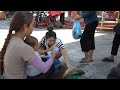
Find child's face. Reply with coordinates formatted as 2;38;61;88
33;41;39;51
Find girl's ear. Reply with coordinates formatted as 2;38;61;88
23;24;29;34
23;24;28;30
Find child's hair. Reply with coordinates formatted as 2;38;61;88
24;36;38;48
45;26;56;40
0;11;33;74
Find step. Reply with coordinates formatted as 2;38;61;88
65;21;116;31
64;25;114;31
81;27;114;31
65;25;114;31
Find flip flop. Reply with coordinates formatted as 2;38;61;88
81;58;94;62
79;59;92;63
102;57;114;62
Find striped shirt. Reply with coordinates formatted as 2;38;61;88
40;37;65;51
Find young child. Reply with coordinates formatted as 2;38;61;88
24;36;43;76
24;36;61;78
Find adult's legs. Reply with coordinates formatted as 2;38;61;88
80;23;93;62
80;21;98;63
89;21;98;60
60;12;65;25
102;32;120;62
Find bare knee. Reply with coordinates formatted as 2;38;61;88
55;51;62;59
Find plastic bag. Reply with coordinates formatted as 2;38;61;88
72;20;82;39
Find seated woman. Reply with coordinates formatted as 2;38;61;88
0;11;58;79
38;27;80;69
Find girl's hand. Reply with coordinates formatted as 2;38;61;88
47;46;54;52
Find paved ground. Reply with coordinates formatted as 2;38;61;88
0;18;120;79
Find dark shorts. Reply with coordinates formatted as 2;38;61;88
80;20;98;52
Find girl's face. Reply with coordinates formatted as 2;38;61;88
33;41;39;51
24;18;35;36
46;37;56;47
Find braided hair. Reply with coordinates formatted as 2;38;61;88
0;11;33;74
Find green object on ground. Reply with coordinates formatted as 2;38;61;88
68;74;81;79
63;68;85;79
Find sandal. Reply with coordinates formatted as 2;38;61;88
79;58;93;63
81;58;94;62
102;57;114;62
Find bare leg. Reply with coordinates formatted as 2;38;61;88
89;50;93;60
84;52;91;61
55;51;62;59
107;54;115;60
80;51;93;63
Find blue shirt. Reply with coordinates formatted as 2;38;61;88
82;11;98;24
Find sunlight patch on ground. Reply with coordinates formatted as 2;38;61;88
31;29;106;44
0;29;106;50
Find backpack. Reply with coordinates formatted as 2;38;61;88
107;63;120;79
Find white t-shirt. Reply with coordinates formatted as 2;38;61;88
26;52;41;76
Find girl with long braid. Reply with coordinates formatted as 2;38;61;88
0;11;58;79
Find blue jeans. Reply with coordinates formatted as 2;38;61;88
42;57;62;78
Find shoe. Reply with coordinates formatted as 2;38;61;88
102;57;114;62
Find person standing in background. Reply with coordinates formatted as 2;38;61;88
79;11;98;63
60;11;65;25
102;11;120;62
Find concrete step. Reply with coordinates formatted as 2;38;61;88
64;21;117;31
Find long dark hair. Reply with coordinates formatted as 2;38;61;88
45;27;56;40
0;11;33;74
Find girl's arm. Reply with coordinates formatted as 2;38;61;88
27;52;56;73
